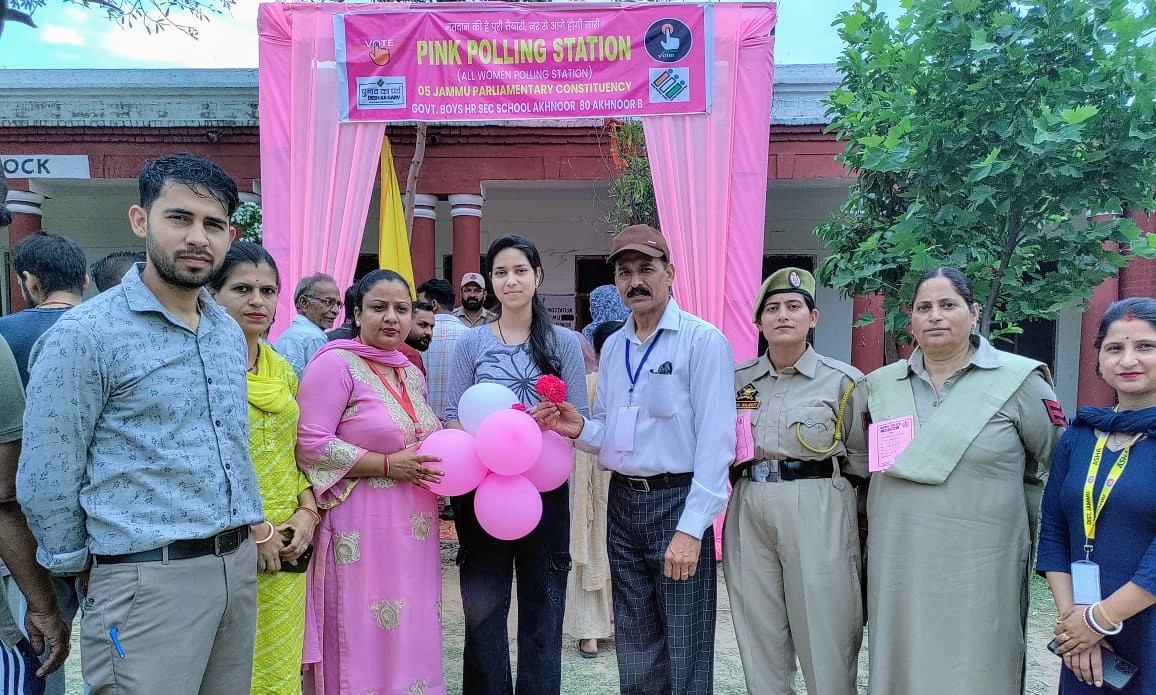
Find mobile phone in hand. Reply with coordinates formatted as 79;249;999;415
1047;640;1138;691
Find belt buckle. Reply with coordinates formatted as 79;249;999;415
213;529;241;556
628;477;651;492
752;460;780;483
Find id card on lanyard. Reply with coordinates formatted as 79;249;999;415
615;331;662;452
1073;435;1132;605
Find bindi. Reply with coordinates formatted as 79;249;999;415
1125;312;1136;321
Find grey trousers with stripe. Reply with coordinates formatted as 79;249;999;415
607;478;716;695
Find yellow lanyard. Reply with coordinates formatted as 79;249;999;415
1081;436;1131;557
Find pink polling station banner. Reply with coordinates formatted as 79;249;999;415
335;3;714;122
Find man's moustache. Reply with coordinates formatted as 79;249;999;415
627;288;651;298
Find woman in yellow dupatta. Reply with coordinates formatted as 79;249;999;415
210;241;319;695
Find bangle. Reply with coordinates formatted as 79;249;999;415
1088;603;1123;635
295;506;321;525
254;520;277;545
1097;602;1121;628
384;453;391;478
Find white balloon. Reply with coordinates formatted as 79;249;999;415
457;382;520;434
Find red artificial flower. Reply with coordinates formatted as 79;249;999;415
511;403;528;412
536;375;567;404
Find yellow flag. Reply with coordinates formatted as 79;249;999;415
378;137;415;293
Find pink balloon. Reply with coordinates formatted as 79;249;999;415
418;429;487;497
522;431;574;492
474;474;543;540
474;409;543;476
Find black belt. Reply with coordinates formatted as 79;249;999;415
739;459;835;482
94;526;249;565
612;471;693;492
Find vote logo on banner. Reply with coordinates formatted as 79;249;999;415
649;67;689;103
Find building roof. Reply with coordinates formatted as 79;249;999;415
0;64;838;129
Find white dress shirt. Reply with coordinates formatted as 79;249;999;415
577;297;736;539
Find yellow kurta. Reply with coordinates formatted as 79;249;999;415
248;344;311;695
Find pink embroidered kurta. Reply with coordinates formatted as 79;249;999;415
297;343;444;695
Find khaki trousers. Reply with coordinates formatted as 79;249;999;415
723;476;862;695
81;538;257;695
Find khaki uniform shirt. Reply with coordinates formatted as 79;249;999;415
734;346;869;477
452;306;497;328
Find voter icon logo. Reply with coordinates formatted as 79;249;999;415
644;18;692;63
369;40;392;66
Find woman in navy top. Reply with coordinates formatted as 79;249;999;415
1038;297;1156;693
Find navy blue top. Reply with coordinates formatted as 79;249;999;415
1037;423;1156;694
0;307;70;386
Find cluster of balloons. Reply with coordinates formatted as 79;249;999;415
418;383;574;540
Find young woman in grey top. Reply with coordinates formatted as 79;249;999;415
444;234;588;695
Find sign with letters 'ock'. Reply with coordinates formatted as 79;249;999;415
335;3;714;122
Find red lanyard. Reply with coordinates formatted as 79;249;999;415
365;360;423;438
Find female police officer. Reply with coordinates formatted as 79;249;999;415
723;267;868;695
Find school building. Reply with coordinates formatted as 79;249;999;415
1;64;1153;410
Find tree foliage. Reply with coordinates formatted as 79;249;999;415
817;0;1156;341
606;120;659;231
231;200;262;245
7;0;233;39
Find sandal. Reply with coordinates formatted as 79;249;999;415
577;639;598;658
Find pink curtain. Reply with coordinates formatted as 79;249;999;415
643;3;776;363
643;4;777;557
258;3;388;339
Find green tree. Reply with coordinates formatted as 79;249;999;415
817;0;1156;345
606;120;659;231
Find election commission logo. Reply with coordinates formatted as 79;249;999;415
357;76;406;110
649;68;690;103
644;18;692;63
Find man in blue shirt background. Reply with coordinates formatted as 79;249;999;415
0;232;88;386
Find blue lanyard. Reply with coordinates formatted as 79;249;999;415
625;330;662;397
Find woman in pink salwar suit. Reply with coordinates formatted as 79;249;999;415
296;270;446;695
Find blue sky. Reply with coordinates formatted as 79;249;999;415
0;0;903;70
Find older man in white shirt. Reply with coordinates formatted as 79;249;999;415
274;273;340;376
537;224;735;695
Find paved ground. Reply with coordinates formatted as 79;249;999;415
61;536;1062;693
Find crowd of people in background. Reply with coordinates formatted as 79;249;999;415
0;152;1152;695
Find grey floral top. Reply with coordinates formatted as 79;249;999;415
17;264;263;573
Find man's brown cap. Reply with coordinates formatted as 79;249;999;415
608;224;669;263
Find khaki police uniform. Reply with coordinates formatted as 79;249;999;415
722;268;868;695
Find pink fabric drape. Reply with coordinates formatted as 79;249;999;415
258;3;389;340
643;3;777;557
643;3;776;363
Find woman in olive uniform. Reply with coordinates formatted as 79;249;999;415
723;267;867;695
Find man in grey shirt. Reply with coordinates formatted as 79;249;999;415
17;153;265;694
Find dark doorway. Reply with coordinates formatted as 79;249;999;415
574;255;616;333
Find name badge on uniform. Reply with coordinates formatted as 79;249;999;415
1071;560;1102;605
614;406;639;452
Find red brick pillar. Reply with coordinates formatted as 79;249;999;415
1077;214;1122;407
411;194;438;287
450;194;483;289
1119;210;1156;299
850;294;885;373
5;187;44;313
